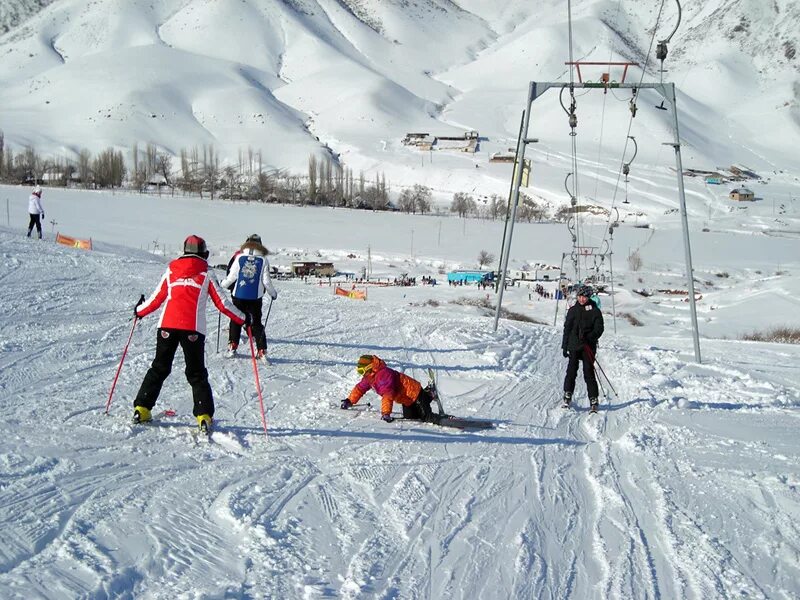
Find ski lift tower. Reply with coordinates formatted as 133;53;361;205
493;65;702;363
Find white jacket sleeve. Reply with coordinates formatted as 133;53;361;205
262;258;278;300
220;259;240;289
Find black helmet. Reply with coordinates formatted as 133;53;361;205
246;234;262;244
183;234;209;259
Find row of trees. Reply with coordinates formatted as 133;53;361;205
450;192;553;222
0;131;564;222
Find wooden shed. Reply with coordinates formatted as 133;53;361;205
292;261;335;277
729;188;754;202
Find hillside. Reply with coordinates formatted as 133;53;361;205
0;0;798;205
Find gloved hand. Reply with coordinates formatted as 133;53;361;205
134;294;145;318
562;348;569;358
381;414;394;423
41;212;45;220
270;290;278;301
341;399;352;410
243;312;253;328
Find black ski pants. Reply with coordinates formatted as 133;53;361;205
402;388;435;421
27;214;42;238
134;328;214;417
229;297;266;350
563;346;599;398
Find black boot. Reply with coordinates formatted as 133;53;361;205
589;397;599;413
562;391;572;408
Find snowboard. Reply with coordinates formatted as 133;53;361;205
425;368;494;430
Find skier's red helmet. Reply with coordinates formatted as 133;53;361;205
183;235;209;259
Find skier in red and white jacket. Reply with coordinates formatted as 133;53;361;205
132;235;248;432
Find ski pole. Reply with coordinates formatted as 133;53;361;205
215;312;221;354
105;311;141;415
247;325;269;438
263;297;274;351
593;363;608;399
584;344;618;397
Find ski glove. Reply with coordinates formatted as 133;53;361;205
41;213;45;219
243;312;253;327
381;414;394;423
134;294;145;319
340;399;352;410
270;291;278;300
562;348;569;358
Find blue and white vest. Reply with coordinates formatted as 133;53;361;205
233;254;265;300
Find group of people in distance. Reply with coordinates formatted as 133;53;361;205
124;232;604;433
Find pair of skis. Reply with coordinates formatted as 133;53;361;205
130;409;212;439
561;398;599;414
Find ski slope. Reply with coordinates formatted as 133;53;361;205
1;221;798;598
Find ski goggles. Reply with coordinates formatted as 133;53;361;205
356;364;373;376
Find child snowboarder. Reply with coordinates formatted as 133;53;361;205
132;235;248;433
220;234;278;361
341;355;437;423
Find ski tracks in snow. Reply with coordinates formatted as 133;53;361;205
2;235;800;598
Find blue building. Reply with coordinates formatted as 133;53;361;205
447;270;495;283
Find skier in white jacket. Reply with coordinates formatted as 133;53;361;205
27;186;45;239
220;234;278;360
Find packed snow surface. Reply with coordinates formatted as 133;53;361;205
1;187;799;599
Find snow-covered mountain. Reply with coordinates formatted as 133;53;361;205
1;0;798;200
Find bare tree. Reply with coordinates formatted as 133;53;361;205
156;152;173;191
77;149;92;188
487;194;505;220
308;154;317;204
92;147;125;188
413;184;432;214
628;250;643;271
397;188;415;213
450;192;476;218
477;250;495;268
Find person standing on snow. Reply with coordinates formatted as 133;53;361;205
341;355;438;423
219;234;278;361
561;285;605;412
27;185;45;239
132;235;249;433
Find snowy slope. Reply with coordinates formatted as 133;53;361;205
1;188;799;598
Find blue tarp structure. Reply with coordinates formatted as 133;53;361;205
447;270;495;283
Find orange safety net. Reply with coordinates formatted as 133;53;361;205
56;232;93;250
335;286;367;301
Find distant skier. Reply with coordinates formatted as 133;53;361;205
26;185;45;239
219;234;278;361
561;285;604;412
132;235;248;433
341;355;437;423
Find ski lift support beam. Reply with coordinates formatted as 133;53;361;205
565;61;638;84
493;80;701;364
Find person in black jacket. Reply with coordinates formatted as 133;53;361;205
561;285;604;410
